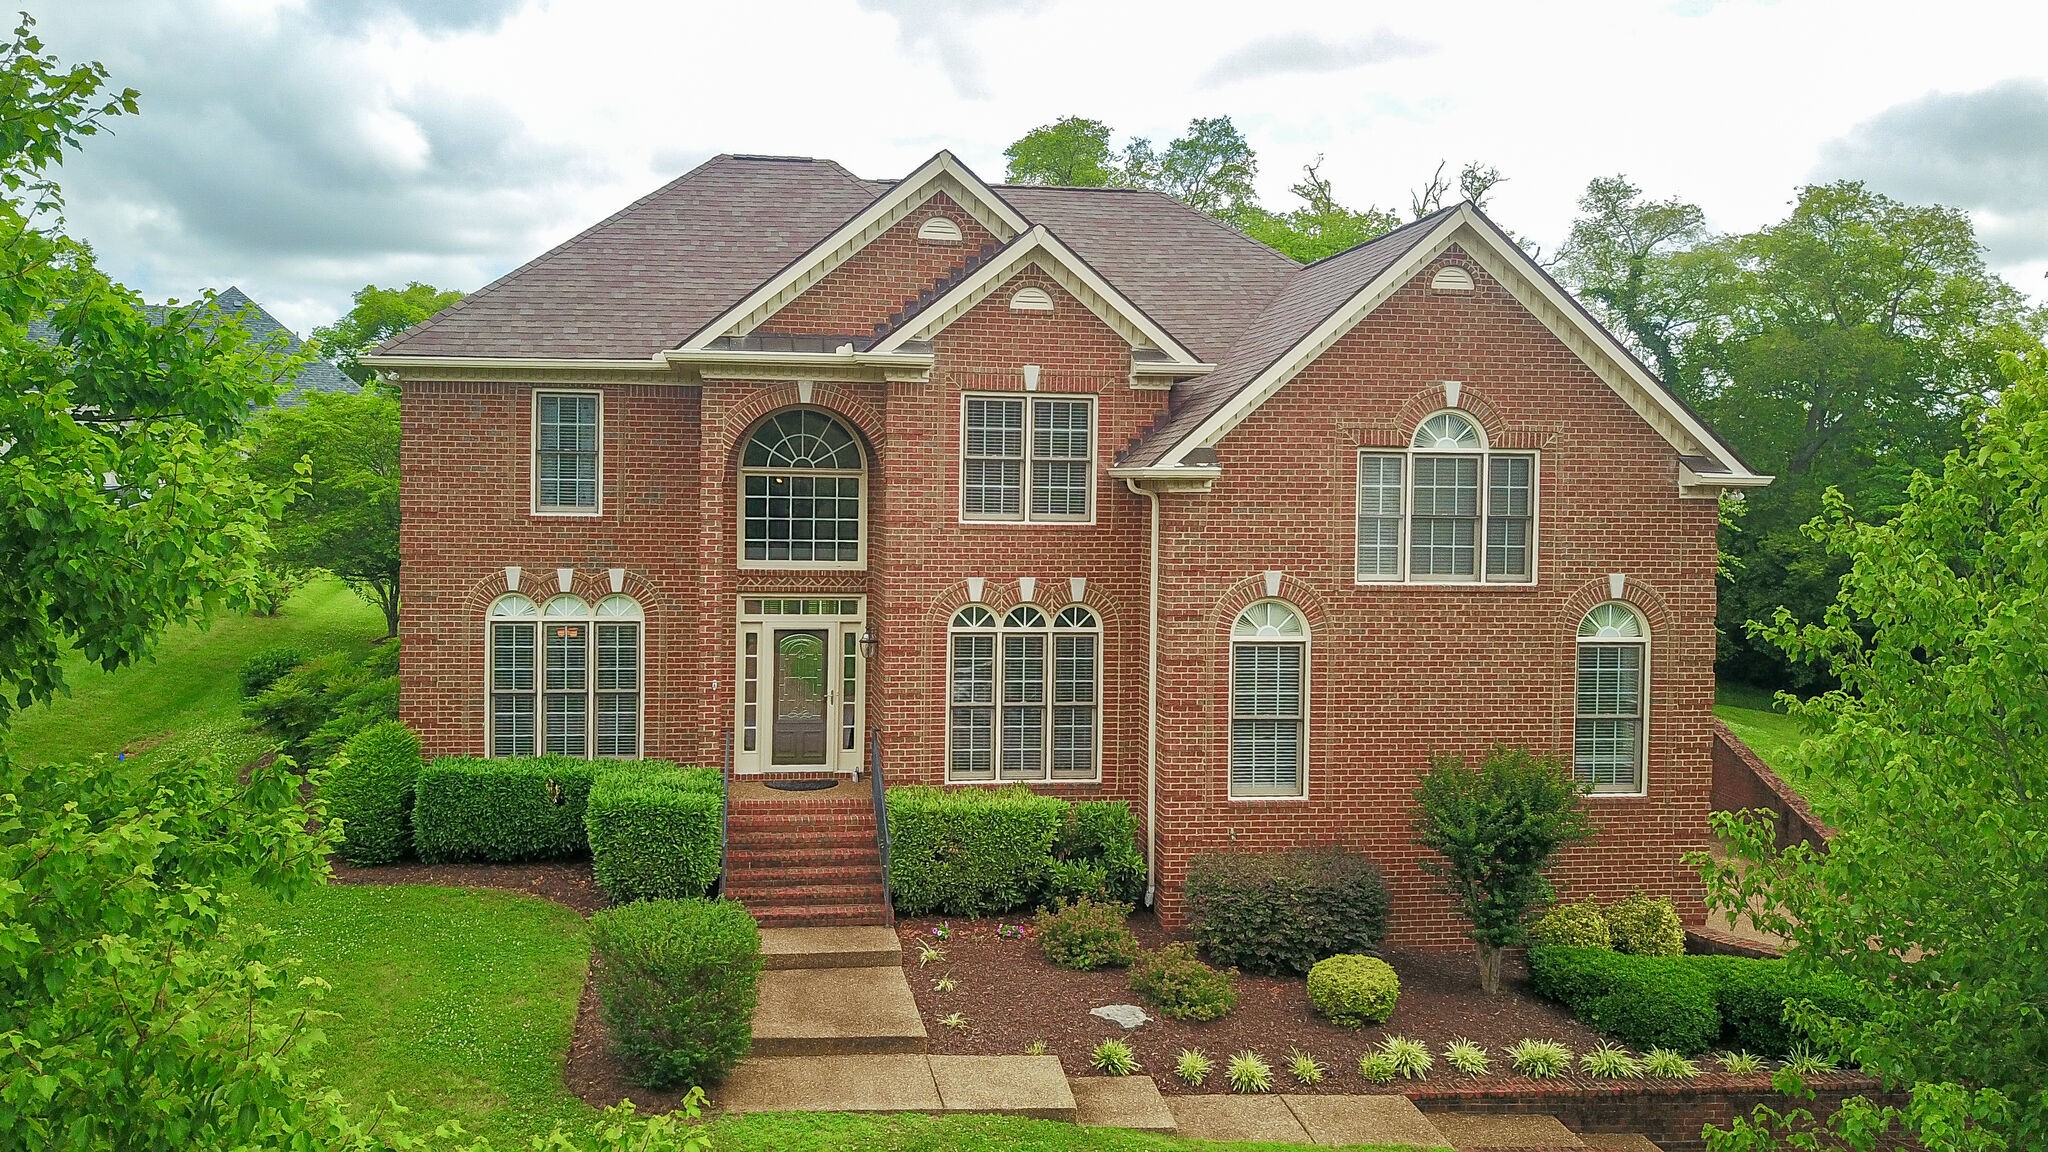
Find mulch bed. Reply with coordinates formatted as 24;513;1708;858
902;913;1608;1095
328;857;610;916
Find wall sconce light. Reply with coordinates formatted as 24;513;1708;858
858;627;880;662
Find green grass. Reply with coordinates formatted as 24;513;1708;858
705;1112;1435;1150
1713;682;1807;774
2;577;384;771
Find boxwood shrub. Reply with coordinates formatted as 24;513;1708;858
1043;800;1147;906
1530;946;1862;1056
412;756;598;862
1306;953;1401;1026
326;721;423;865
586;764;724;902
884;785;1066;916
1184;847;1390;976
1694;956;1866;1056
588;898;762;1088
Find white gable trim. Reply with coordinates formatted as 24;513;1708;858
869;225;1206;366
678;150;1028;350
1155;203;1767;488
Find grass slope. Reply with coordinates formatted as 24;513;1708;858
2;577;384;771
707;1112;1434;1150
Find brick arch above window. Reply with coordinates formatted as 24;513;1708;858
1212;573;1328;639
463;567;664;619
716;384;886;466
1392;384;1508;448
1560;576;1673;638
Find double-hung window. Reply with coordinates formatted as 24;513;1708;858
534;391;600;513
487;593;643;758
1356;411;1535;583
1574;602;1647;794
961;395;1094;522
947;604;1099;781
1228;601;1307;798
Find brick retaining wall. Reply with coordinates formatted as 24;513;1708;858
1709;719;1831;851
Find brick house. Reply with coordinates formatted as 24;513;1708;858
369;151;1768;944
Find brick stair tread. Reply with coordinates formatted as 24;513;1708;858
728;848;881;867
726;832;878;849
730;886;888;908
728;866;883;887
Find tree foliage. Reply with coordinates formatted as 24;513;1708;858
1002;115;1120;187
1412;747;1594;993
248;391;401;636
0;14;299;723
1694;350;2048;1152
310;282;464;387
1121;115;1260;223
1239;157;1401;262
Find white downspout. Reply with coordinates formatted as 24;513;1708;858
1125;478;1161;909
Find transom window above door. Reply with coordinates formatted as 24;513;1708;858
961;395;1096;522
740;408;866;569
1356;410;1536;584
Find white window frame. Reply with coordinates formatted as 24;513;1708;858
1227;600;1309;800
1573;602;1649;797
944;603;1103;784
1355;410;1539;586
531;389;603;517
738;408;868;571
485;592;644;759
958;393;1097;526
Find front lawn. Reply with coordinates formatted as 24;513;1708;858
1713;683;1843;811
2;576;385;773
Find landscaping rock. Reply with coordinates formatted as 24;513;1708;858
1090;1003;1151;1029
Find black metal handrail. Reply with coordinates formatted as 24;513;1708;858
719;727;734;896
868;725;894;920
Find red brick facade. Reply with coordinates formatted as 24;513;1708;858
397;188;1726;947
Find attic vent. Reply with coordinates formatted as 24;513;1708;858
1431;265;1475;293
1009;287;1054;313
918;216;963;243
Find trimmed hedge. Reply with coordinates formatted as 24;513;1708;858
589;898;762;1088
586;764;724;903
1306;954;1401;1026
1530;946;1865;1056
1045;800;1147;906
326;721;423;865
412;756;598;862
1606;893;1686;957
885;785;1066;916
1184;848;1390;976
1528;900;1611;950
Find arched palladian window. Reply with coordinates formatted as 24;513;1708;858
741;409;865;567
1355;410;1535;583
487;592;643;759
1229;600;1307;798
947;603;1100;782
1575;602;1647;794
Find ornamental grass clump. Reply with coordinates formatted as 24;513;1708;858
1357;1052;1398;1083
1287;1049;1326;1086
1643;1047;1701;1078
1378;1035;1433;1081
1090;1038;1139;1076
1605;894;1686;957
1175;1048;1214;1087
1717;1050;1765;1075
1508;1039;1572;1079
1528;899;1612;950
1305;953;1400;1026
1580;1042;1644;1079
1443;1039;1491;1076
1227;1050;1274;1093
1034;897;1139;970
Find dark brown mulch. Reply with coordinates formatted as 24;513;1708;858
328;857;610;916
563;965;703;1112
901;913;1606;1094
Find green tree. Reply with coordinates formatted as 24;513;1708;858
249;391;401;637
1412;747;1594;993
1240;157;1401;262
1122;115;1261;222
0;15;299;722
1002;115;1119;186
1556;175;1724;397
310;281;463;386
1695;350;2048;1152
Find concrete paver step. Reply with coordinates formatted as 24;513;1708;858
1428;1111;1584;1149
760;925;902;970
929;1055;1076;1121
714;1054;940;1115
750;965;926;1056
1168;1095;1312;1144
1070;1076;1177;1133
1283;1094;1452;1148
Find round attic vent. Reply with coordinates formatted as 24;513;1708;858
1431;265;1475;292
918;216;963;243
1009;287;1054;312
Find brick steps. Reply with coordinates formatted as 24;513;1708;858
750;903;891;928
724;795;892;928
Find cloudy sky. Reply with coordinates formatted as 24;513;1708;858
32;0;2048;337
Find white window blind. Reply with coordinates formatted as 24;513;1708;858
535;393;599;511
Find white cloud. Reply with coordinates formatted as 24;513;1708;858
1198;30;1434;86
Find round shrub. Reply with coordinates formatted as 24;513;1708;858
1130;943;1238;1021
1529;900;1612;950
1306;954;1401;1026
588;898;762;1088
1035;897;1139;970
1606;894;1686;957
326;721;423;865
238;645;305;697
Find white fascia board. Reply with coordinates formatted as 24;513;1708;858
1155;204;1764;485
663;348;933;369
1109;463;1222;493
869;226;1207;367
361;354;669;372
1132;361;1216;376
678;150;1028;351
1681;463;1774;496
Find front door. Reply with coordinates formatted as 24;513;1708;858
770;628;829;766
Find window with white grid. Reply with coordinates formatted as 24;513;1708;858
1356;411;1537;583
1229;601;1306;797
962;395;1095;522
1574;602;1646;793
741;408;865;566
947;603;1099;781
488;593;642;759
1356;453;1404;578
534;392;599;512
